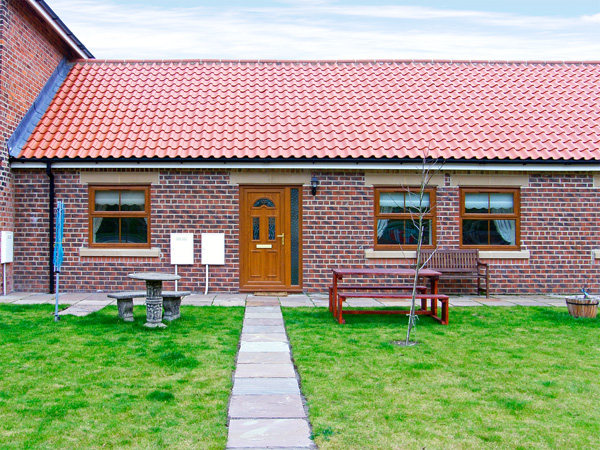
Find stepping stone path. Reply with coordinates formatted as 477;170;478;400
227;297;316;450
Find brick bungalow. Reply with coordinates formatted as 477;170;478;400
3;4;600;296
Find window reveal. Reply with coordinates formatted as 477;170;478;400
89;186;151;247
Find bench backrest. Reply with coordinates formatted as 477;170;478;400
420;249;480;271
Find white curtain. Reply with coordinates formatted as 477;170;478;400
494;220;516;245
377;219;388;239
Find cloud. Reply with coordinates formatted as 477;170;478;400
46;0;600;61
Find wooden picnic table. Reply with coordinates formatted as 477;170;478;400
331;268;446;325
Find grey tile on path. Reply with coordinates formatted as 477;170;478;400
237;352;292;364
241;333;289;342
245;312;283;319
245;306;281;313
228;395;306;419
239;342;289;353
243;317;284;326
235;363;296;378
214;300;246;307
15;298;52;304
227;419;314;449
232;378;301;396
242;325;285;334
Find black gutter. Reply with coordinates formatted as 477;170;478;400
9;156;600;166
46;162;54;294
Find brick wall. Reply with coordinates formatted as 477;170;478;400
12;168;600;295
0;0;75;293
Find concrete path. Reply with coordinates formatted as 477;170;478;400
0;291;570;310
226;296;316;450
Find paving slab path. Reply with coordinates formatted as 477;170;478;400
226;298;316;450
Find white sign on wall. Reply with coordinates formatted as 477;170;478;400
1;231;13;264
201;233;225;265
170;233;194;265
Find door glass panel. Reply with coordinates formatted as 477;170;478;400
290;188;300;286
253;217;260;240
268;217;276;240
253;198;275;208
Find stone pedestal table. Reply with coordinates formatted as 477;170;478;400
128;272;181;328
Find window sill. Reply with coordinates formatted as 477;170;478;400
478;250;530;259
365;249;530;260
365;249;417;259
79;247;161;258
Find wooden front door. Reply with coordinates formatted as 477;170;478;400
239;186;301;291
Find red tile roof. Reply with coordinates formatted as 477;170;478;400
17;60;600;161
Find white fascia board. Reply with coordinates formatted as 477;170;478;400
24;0;88;59
10;160;600;172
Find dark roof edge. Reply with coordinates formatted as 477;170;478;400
7;59;73;157
9;156;600;165
27;0;94;59
69;58;600;65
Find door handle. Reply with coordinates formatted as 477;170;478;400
277;233;285;246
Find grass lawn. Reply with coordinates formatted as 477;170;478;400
0;304;244;450
283;306;600;450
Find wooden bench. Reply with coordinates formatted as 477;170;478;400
420;249;489;298
328;284;427;313
107;290;191;322
107;291;145;322
337;292;450;325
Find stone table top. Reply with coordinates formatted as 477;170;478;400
128;272;181;282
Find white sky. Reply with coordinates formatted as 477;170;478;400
46;0;600;61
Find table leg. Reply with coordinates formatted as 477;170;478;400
332;273;338;319
144;279;166;328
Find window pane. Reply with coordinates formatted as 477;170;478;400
492;220;516;245
377;219;431;245
95;191;120;212
462;219;489;245
406;192;430;213
93;217;119;243
465;193;489;213
121;218;148;243
379;192;405;213
121;191;145;211
490;193;514;213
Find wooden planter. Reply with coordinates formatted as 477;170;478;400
565;295;599;318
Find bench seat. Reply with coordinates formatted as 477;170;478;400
338;293;450;325
328;284;426;312
161;291;191;321
107;291;146;321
